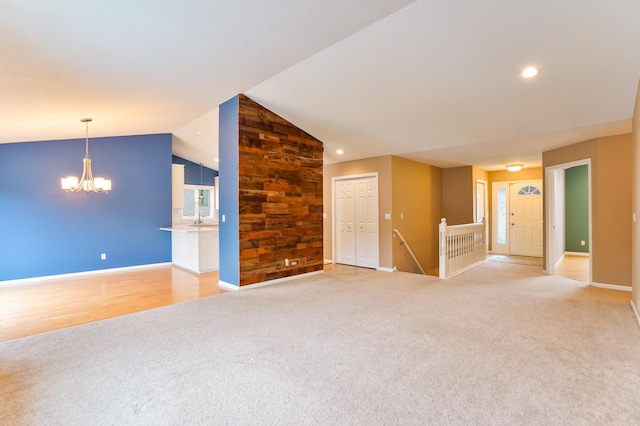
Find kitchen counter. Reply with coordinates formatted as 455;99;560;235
160;225;219;274
160;224;219;233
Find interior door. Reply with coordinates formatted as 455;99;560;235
336;180;355;265
355;177;379;268
335;175;379;268
509;181;543;257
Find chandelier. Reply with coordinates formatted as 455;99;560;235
60;118;112;193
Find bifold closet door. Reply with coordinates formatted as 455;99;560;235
336;176;378;268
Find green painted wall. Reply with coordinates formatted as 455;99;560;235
565;165;589;252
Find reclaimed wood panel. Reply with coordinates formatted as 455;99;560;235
237;94;324;286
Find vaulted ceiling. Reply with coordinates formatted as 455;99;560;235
2;0;639;170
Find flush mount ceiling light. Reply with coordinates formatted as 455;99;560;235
521;66;540;79
506;164;524;172
60;118;112;193
336;149;344;155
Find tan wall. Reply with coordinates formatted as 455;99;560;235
391;157;442;276
595;134;633;286
487;167;543;251
633;79;640;312
442;166;473;225
543;135;632;287
489;168;543;183
323;156;393;269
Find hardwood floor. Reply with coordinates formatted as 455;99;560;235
0;266;223;343
555;254;589;283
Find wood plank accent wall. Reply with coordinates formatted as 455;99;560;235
237;94;324;285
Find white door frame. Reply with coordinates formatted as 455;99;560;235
475;179;488;223
475;179;489;251
544;159;592;284
332;173;379;268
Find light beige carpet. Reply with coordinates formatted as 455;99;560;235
1;262;639;425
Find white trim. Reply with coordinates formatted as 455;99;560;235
442;259;486;280
491;181;510;255
376;266;396;273
323;259;333;264
591;282;632;292
331;172;380;269
0;262;173;287
217;280;240;291
564;251;589;257
631;300;640;329
545;159;592;284
218;270;325;291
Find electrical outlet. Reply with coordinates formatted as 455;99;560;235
580;240;585;246
101;253;107;260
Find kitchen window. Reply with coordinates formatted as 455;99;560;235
182;184;217;223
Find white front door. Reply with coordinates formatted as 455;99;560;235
334;175;379;268
509;181;543;257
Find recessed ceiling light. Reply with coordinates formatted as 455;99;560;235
521;66;540;79
336;149;344;155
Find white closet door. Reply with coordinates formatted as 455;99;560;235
355;177;379;268
336;179;356;265
335;175;379;268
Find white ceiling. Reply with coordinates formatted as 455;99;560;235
2;0;639;171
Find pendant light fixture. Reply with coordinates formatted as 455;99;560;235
199;163;204;202
60;118;112;193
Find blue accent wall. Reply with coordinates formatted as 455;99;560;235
0;134;172;281
219;96;240;287
171;155;218;185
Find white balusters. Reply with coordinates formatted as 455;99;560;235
439;218;486;279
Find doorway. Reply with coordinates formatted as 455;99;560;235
492;180;543;257
545;160;592;282
333;173;379;269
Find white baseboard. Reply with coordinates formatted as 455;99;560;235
218;270;324;291
591;281;632;292
631;300;640;329
565;251;589;257
0;262;173;287
323;259;333;264
218;280;240;291
376;266;396;273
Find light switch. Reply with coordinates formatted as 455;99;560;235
384;213;390;220
222;214;226;223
